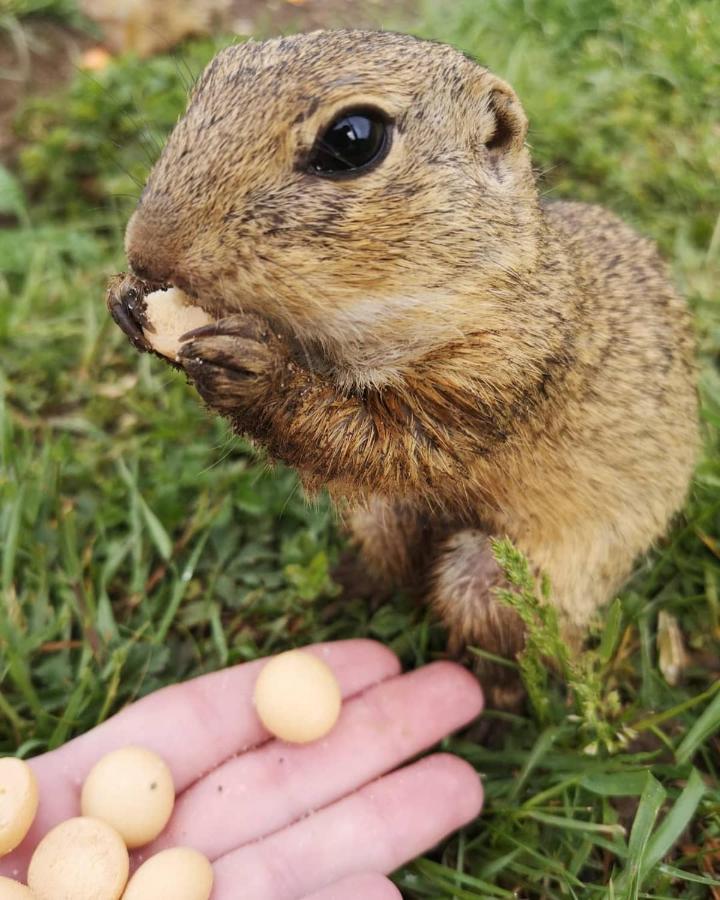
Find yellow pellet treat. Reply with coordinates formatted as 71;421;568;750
81;747;174;849
254;650;342;743
122;847;213;900
27;816;129;900
0;876;36;898
0;758;39;857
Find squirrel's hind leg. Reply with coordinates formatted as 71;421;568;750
344;497;436;593
429;529;527;710
346;511;528;709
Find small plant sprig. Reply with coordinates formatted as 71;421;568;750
492;538;624;752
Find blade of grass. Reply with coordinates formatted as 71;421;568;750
656;863;720;887
155;530;211;643
468;646;520;670
48;657;95;749
410;858;517;898
675;690;720;764
508;725;563;800
623;772;666;898
581;771;653;796
2;483;24;595
640;768;706;878
632;678;720;733
116;457;172;562
522;811;626;837
599;598;624;664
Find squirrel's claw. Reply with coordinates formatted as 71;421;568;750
106;272;165;352
179;314;270;345
178;315;283;417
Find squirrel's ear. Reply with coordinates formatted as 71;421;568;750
484;77;528;156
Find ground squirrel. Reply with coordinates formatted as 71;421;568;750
108;30;699;706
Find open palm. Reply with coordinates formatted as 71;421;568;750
0;640;483;899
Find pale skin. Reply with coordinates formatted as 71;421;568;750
0;640;484;899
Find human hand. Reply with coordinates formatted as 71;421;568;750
0;640;483;899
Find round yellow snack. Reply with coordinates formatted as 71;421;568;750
0;876;36;898
122;847;213;900
142;287;215;360
254;650;342;744
0;758;39;857
27;816;129;900
81;747;174;849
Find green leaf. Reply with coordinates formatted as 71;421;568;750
598;597;623;664
410;858;517;898
284;551;335;601
523;811;625;836
641;769;706;878
509;726;562;800
656;863;720;887
137;494;173;562
625;772;666;894
116;457;172;562
0;224;104;277
48;658;95;749
155;531;210;643
0;164;28;221
675;689;720;765
581;771;654;797
1;483;25;593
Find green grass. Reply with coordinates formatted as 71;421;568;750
0;0;88;30
1;0;719;895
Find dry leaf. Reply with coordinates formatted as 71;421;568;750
657;610;689;686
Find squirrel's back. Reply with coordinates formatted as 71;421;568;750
489;199;699;627
543;199;696;463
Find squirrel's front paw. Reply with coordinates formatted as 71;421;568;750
106;272;157;352
178;314;284;415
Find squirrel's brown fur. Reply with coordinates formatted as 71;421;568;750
112;30;698;706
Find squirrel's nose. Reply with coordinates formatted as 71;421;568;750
125;199;183;286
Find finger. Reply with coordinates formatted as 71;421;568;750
212;754;483;900
146;662;482;860
50;640;399;789
299;873;401;900
3;641;399;877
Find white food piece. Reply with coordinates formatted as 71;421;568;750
0;876;36;898
81;746;175;849
121;847;213;900
0;758;39;857
142;287;215;360
254;650;342;744
27;816;129;900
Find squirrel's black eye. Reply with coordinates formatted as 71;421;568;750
308;107;390;177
